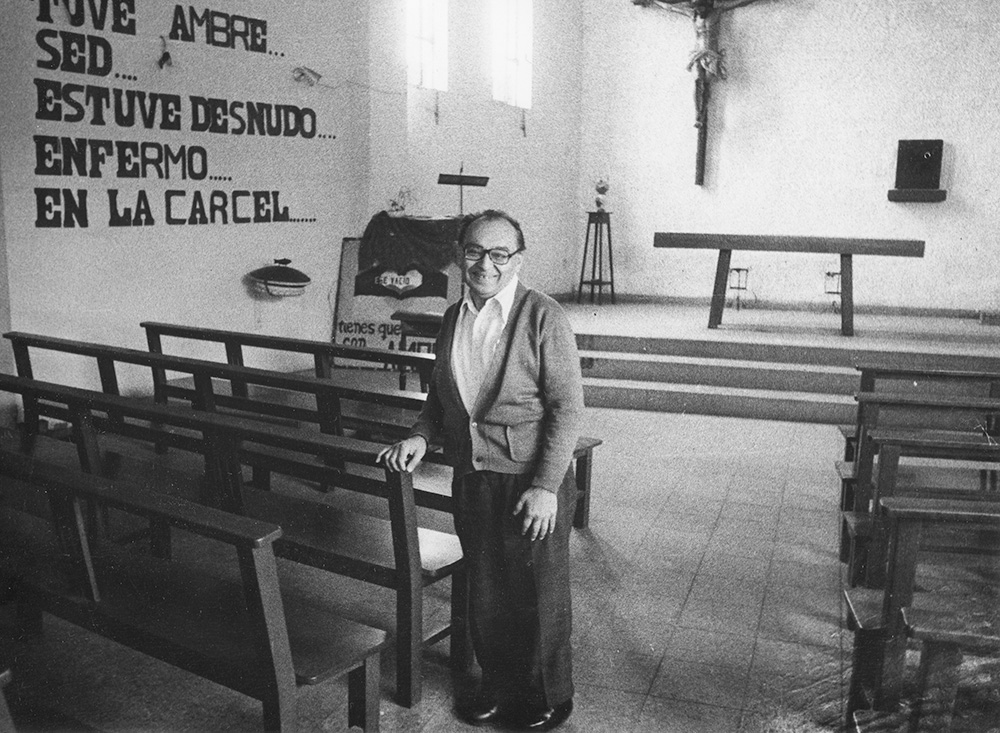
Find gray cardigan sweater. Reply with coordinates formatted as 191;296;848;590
409;282;584;493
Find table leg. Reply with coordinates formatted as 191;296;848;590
708;249;731;328
840;253;854;336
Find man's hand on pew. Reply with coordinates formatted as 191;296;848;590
378;435;428;473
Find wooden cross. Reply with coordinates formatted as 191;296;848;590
633;0;771;185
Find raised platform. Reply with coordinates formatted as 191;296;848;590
562;300;1000;425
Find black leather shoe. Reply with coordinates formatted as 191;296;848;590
456;694;504;726
520;699;573;731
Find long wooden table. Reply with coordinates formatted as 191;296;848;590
653;233;926;336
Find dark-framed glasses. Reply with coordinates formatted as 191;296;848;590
463;245;522;265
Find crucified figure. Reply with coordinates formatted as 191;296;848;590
632;0;770;185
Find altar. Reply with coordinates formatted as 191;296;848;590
653;233;926;336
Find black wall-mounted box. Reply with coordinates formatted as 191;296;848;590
888;139;947;202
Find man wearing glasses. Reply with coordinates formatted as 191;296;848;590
379;210;583;731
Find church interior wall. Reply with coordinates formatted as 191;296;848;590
363;0;585;295
582;0;1000;314
0;0;996;421
0;1;371;401
0;0;584;409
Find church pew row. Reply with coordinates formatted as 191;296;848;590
136;322;603;527
838;359;1000;461
842;427;1000;588
4;331;443;506
0;450;389;732
843;496;1000;733
141;320;437;393
0;373;468;708
5;330;601;528
835;390;1000;517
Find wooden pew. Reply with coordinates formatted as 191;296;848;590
843;427;1000;588
839;360;1000;461
5;330;600;527
0;373;467;708
140;320;436;394
836;390;1000;517
843;496;1000;732
134;323;603;528
5;330;429;484
0;450;389;732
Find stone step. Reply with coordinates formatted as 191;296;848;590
576;332;1000;372
583;377;856;425
579;349;858;395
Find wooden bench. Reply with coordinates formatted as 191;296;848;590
6;330;600;528
0;450;389;732
653;233;925;336
839;359;1000;460
836;390;1000;517
842;427;1000;588
843;496;1000;732
140;321;437;394
134;323;603;529
5;330;431;482
0;373;467;708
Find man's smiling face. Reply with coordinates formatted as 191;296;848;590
461;217;524;309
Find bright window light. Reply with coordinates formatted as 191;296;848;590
407;0;448;92
492;0;532;109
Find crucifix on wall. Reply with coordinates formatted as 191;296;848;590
633;0;771;185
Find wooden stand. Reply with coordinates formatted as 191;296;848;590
577;211;615;305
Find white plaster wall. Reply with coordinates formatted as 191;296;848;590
364;0;584;294
581;0;1000;313
0;1;369;393
0;156;14;425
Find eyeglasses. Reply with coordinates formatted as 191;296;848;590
463;245;522;265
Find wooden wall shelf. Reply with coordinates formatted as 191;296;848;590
888;189;947;203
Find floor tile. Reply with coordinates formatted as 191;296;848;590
695;549;773;585
636;696;744;732
557;685;645;733
705;527;777;560
649;657;750;708
678;598;765;634
687;580;767;613
573;643;661;693
661;627;756;671
757;587;844;647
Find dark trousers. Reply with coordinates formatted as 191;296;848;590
452;468;576;708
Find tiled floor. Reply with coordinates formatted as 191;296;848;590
1;408;853;733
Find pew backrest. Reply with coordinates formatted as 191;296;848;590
863;497;1000;707
849;391;1000;502
854;358;1000;396
0;449;390;731
140;321;436;393
5;330;424;436
0;371;463;708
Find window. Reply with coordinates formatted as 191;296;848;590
492;0;532;109
407;0;448;91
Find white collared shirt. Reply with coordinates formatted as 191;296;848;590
452;275;519;413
